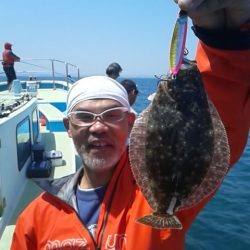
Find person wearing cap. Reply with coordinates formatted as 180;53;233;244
2;42;20;90
11;1;250;249
120;79;139;116
105;62;122;79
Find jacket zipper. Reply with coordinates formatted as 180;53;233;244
96;162;125;249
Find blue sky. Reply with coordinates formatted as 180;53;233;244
1;0;198;77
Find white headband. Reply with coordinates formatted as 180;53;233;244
66;76;130;114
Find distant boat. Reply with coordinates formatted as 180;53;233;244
0;58;81;249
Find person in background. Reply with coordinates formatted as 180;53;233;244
11;1;249;249
105;62;122;79
2;42;20;90
120;79;139;116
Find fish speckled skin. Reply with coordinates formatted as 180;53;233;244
129;60;230;229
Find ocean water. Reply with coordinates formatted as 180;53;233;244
130;77;250;250
186;140;250;250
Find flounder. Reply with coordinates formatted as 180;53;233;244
129;59;230;229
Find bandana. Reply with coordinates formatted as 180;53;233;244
66;76;130;114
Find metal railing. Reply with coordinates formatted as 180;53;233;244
1;58;81;89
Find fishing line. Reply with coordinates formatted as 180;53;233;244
19;60;69;77
19;61;53;71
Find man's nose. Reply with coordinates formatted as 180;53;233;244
88;118;108;133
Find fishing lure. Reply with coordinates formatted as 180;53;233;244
170;10;188;75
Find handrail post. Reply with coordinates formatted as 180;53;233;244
77;67;80;80
51;60;55;89
65;62;69;90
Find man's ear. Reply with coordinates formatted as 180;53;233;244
63;117;72;138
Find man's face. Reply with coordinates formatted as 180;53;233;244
64;99;135;172
128;89;138;106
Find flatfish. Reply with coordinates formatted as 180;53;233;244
129;59;230;229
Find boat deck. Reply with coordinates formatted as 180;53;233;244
37;88;68;103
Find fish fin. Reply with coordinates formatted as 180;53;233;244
136;213;183;230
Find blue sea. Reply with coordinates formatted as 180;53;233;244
130;77;250;250
1;75;249;249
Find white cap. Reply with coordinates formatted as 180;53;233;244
66;76;130;114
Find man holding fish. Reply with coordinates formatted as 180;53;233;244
11;1;249;249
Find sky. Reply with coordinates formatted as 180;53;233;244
1;0;198;77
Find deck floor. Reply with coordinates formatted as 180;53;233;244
37;88;67;103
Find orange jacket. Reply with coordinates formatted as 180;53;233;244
11;43;250;249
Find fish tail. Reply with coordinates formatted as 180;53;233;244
136;213;183;230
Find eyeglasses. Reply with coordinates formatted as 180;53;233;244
67;107;129;127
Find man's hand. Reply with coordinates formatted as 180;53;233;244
174;0;250;29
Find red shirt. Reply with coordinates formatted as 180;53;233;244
2;49;20;65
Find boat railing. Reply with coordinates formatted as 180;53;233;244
1;58;81;90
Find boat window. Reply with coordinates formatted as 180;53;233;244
32;109;39;142
16;117;31;171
